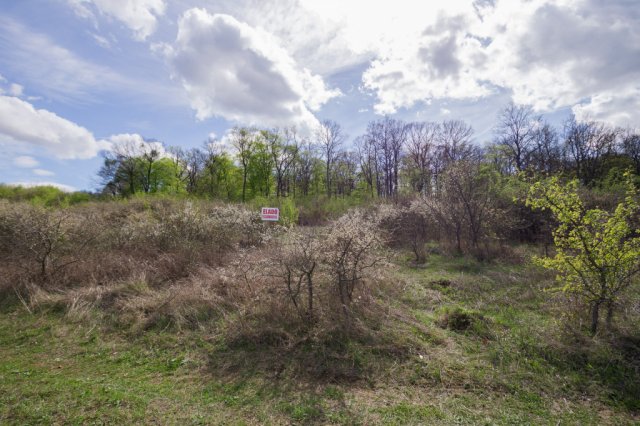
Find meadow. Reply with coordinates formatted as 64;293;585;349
1;195;638;425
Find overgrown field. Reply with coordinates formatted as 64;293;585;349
1;198;639;425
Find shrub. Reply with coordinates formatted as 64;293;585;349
271;229;321;323
0;202;92;284
322;209;386;321
526;174;640;334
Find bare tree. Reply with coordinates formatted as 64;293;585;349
167;146;188;193
563;116;618;186
406;121;439;195
316;120;346;197
355;136;376;198
530;121;562;175
435;120;478;194
294;139;317;197
184;147;206;194
365;117;407;198
274;230;320;322
333;151;358;197
266;127;299;198
424;160;500;257
201;140;223;197
494;103;538;172
622;129;640;175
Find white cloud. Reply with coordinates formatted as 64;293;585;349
90;32;114;49
8;83;23;97
13;155;39;168
8;182;76;192
218;0;636;126
164;8;340;132
352;0;640;125
572;89;640;127
69;0;166;40
33;169;55;177
0;95;110;159
105;133;167;157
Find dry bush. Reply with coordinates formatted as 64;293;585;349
2;199;392;355
0;202;96;286
95;200;271;255
377;201;440;264
0;198;276;314
321;209;386;322
222;211;389;344
269;229;321;323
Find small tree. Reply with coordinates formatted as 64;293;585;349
526;174;640;334
273;230;319;323
323;210;385;321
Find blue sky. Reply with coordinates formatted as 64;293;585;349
0;0;638;191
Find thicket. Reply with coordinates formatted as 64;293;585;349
2;104;640;343
0;198;395;347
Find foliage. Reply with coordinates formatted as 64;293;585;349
526;173;640;334
0;184;93;207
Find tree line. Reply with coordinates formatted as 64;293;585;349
99;103;640;200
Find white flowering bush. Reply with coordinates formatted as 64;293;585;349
321;209;386;319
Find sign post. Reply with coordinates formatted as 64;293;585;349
260;207;279;222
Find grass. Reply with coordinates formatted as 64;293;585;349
1;251;639;425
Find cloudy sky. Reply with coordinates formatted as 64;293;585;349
1;0;639;191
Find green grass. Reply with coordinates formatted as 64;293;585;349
1;251;639;425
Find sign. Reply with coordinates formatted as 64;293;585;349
260;207;279;221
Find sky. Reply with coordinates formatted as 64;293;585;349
0;0;639;192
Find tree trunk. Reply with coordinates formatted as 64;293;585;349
591;301;601;335
241;170;247;203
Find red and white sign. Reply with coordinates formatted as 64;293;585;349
260;207;279;221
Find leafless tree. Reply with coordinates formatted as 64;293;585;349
530;121;562;175
99;138;142;195
355;136;376;198
333;151;358;197
494;103;538;172
184;147;206;194
266;127;299;198
294;139;317;197
438;119;477;165
563;116;618;185
424;160;500;257
316;120;346;197
168;146;188;193
365;117;407;198
406;121;439;195
622;129;640;175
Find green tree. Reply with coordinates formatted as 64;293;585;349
526;174;640;334
230;127;255;203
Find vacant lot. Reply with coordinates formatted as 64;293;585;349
1;225;638;425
